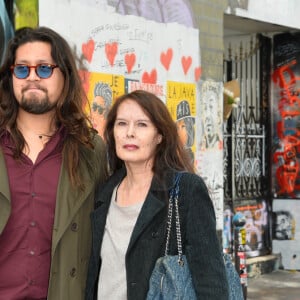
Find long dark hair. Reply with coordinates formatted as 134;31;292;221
0;26;96;189
104;90;194;178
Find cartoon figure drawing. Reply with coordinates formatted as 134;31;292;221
175;100;195;164
91;82;112;138
202;90;222;149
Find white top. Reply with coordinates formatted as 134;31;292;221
98;185;143;299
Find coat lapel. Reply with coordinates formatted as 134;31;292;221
0;149;11;233
89;168;176;260
0;149;10;201
127;192;166;253
127;170;177;252
51;162;94;255
90;198;110;263
90;168;127;259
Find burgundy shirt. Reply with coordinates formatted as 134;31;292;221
0;129;63;300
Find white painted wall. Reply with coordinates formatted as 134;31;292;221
226;0;300;30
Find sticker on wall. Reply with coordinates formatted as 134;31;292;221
234;200;270;258
273;199;300;270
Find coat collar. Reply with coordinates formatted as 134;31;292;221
0;148;10;201
91;167;180;255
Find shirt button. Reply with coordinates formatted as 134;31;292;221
31;192;36;197
71;222;78;231
70;267;77;277
29;250;35;256
30;221;36;227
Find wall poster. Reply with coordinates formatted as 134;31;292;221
273;199;300;270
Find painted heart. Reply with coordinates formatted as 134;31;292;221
82;39;95;63
160;48;173;71
142;69;157;84
125;53;136;74
194;66;202;81
181;56;192;75
105;42;118;67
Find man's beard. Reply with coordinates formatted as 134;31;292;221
19;94;57;114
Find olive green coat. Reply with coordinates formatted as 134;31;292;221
0;135;108;300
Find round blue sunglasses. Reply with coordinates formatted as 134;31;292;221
10;64;58;79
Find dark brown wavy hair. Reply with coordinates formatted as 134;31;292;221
0;27;96;189
104;90;194;179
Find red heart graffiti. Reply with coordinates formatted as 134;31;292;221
160;48;173;71
105;42;118;67
194;66;202;81
82;39;95;63
125;53;136;74
181;56;192;75
142;69;157;84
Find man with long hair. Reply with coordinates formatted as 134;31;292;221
0;27;108;300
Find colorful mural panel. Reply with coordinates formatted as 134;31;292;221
272;32;300;198
224;200;270;257
166;81;196;164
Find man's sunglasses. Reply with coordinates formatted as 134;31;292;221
92;102;105;115
10;64;58;79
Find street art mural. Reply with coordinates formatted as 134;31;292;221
223;200;270;257
114;0;195;27
39;0;225;230
271;33;300;270
272;32;300;198
196;80;224;229
40;0;200;133
273;199;300;270
166;81;196;164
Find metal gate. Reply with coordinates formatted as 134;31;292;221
223;34;272;257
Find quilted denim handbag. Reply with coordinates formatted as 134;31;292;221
223;253;244;300
146;173;197;300
146;172;244;300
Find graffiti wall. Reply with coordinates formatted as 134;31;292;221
272;32;300;198
38;0;224;231
271;32;300;269
39;0;226;229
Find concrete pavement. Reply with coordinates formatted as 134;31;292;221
247;270;300;300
